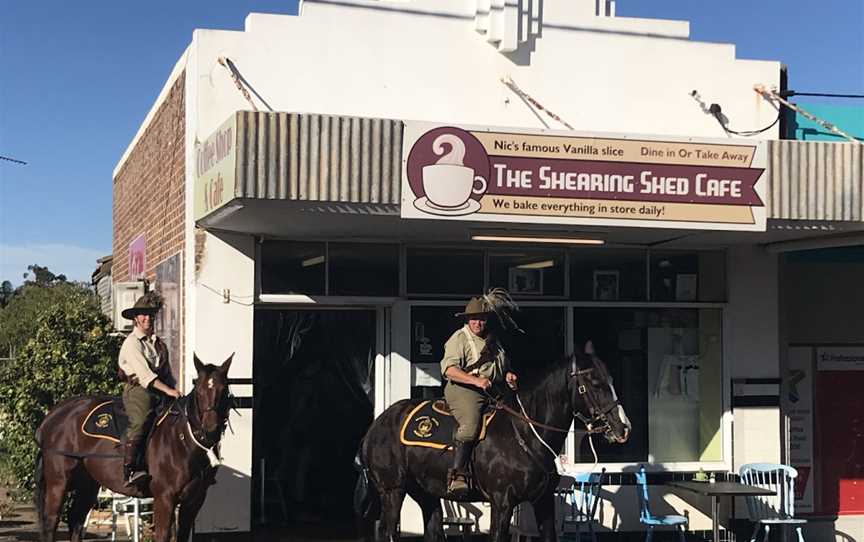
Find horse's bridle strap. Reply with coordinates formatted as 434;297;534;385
490;400;570;433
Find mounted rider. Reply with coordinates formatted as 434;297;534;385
118;292;182;486
440;290;519;498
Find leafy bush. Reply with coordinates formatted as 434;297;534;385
0;284;121;495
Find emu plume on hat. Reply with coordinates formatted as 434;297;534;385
455;288;524;333
122;292;162;320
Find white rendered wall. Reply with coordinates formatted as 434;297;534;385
727;245;781;471
189;230;256;533
189;0;780;148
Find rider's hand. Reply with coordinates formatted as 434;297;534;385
506;372;518;390
474;376;492;390
168;389;182;399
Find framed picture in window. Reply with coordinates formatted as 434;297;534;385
593;270;620;301
509;267;544;295
675;273;698;301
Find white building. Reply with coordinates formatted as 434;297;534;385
112;1;864;540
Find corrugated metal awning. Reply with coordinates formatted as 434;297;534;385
767;140;863;221
196;111;863;225
235;111;403;205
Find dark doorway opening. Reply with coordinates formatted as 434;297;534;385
253;309;376;539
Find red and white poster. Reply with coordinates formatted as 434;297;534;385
815;346;864;515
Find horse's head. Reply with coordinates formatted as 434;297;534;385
569;342;631;443
192;353;234;435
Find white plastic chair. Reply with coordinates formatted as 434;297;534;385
738;463;806;542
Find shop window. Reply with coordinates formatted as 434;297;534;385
488;250;565;297
572;308;723;463
406;248;483;296
650;250;726;302
409;305;461;399
570;248;647;301
329;243;399;297
260;241;325;295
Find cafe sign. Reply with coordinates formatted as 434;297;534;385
194;115;237;221
401;122;767;231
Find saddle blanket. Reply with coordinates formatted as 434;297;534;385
81;397;176;443
81;398;129;443
399;399;496;450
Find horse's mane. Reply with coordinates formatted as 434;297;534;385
514;351;596;406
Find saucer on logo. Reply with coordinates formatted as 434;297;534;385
406;127;490;216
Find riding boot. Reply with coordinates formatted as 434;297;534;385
446;440;475;498
123;437;150;486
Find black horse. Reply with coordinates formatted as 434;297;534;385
359;345;631;542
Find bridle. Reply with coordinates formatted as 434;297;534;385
569;359;621;436
183;377;234;466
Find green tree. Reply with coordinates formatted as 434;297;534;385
0;281;13;308
0;283;121;493
0;277;88;359
23;264;66;285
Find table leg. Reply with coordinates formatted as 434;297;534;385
711;495;720;542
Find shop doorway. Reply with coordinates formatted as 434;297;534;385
253;309;376;538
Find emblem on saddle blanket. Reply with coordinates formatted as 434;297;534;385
81;399;176;443
399;400;496;450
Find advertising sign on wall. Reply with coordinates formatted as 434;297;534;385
128;233;145;281
815;346;864;515
155;253;181;387
785;347;814;513
401;123;767;231
194;115;237;221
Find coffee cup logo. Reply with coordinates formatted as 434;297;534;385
407;127;490;216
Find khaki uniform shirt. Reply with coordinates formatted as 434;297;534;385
118;327;163;389
440;325;509;383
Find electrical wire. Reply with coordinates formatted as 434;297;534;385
782;91;864;99
709;104;782;137
0;155;27;165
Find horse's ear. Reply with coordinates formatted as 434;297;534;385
194;354;205;374
219;353;234;375
584;340;595;356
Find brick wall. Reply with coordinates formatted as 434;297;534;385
113;71;186;381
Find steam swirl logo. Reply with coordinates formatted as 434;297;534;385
406;127;490;216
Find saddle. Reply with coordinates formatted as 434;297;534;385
80;397;179;444
399;399;496;450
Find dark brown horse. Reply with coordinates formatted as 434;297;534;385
33;354;233;542
358;347;631;542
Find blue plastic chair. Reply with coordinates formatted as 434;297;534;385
561;469;606;542
738;463;806;542
635;466;687;542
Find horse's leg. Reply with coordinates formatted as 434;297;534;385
413;493;445;542
67;474;100;542
489;501;516;542
177;489;207;542
152;494;178;542
533;489;559;542
38;454;77;542
377;489;406;542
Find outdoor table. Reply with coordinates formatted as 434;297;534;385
666;480;774;542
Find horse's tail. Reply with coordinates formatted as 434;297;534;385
353;449;381;521
33;449;46;539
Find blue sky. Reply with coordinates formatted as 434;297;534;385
1;0;862;285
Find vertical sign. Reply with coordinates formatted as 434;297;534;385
785;347;814;513
194;114;238;221
128;233;146;281
155;253;181;387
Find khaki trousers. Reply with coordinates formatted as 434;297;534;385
444;381;487;442
122;383;155;441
